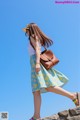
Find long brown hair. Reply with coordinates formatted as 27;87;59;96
25;23;53;48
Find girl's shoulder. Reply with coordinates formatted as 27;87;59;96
30;36;42;47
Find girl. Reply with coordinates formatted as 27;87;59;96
23;23;80;120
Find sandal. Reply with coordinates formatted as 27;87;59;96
29;117;36;120
29;117;41;120
72;92;80;106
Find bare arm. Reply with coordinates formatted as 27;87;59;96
30;36;41;72
35;36;41;72
35;39;41;64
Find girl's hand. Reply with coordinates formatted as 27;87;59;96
35;63;41;73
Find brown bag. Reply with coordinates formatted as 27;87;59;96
40;49;59;70
30;39;59;70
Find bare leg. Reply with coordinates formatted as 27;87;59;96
45;86;77;100
33;90;41;119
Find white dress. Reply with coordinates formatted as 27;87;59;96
28;41;41;56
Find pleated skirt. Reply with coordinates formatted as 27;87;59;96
30;54;69;94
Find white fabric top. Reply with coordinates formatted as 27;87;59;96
28;40;41;56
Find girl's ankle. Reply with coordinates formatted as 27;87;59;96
33;115;40;119
33;116;40;119
72;93;77;100
33;112;41;119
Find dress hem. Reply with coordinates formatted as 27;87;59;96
32;80;68;94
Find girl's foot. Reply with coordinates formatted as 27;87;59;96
72;92;80;107
29;116;41;120
29;117;36;120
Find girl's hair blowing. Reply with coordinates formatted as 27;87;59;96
25;23;53;48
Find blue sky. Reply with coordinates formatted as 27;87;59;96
0;0;80;120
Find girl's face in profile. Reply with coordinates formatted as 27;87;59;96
26;30;29;36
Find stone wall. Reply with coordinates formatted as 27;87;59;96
41;106;80;120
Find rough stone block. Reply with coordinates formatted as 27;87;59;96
41;106;80;120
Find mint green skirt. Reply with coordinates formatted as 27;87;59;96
30;54;69;94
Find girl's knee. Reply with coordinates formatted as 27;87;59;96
45;87;50;91
33;90;40;96
45;86;54;91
